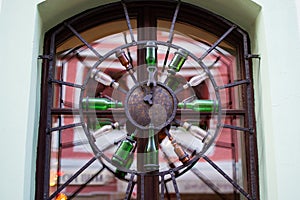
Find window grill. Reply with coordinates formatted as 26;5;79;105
36;1;259;200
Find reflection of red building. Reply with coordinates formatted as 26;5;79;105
50;29;243;199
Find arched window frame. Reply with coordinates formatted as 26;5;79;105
36;1;259;199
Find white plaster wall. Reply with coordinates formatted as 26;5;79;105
252;0;300;199
0;0;41;199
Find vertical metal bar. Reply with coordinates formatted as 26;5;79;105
165;182;171;200
170;171;181;200
203;156;252;200
230;118;239;200
121;0;136;42
198;25;236;61
136;6;159;200
43;32;57;200
162;0;181;72
242;31;258;200
56;115;62;190
56;61;64;191
160;175;165;200
124;173;136;200
141;174;145;200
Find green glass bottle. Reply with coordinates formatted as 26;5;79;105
165;49;188;90
145;41;157;66
145;41;157;87
115;153;134;179
112;134;136;167
93;118;113;130
178;99;218;112
144;124;159;172
168;49;188;73
82;97;123;110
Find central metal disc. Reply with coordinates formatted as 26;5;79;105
125;82;177;130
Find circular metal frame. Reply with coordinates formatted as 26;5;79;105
78;40;223;177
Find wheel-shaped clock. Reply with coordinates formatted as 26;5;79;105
38;1;259;200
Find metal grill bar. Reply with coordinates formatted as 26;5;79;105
198;25;236;61
47;157;97;200
124;173;136;200
203;156;252;200
215;141;233;149
242;31;258;200
123;32;134;64
141;174;145;200
218;79;250;89
51;108;246;116
68;167;105;199
50;79;83;89
162;0;181;72
221;124;251;132
61;140;89;149
64;22;103;59
49;122;83;132
191;168;227;200
170;171;181;200
121;1;136;42
165;183;171;200
117;86;129;94
160;175;165;200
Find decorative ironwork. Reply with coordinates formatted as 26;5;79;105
36;0;259;200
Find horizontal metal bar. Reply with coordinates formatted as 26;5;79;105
61;140;89;149
50;79;84;89
218;79;250;89
47;156;97;200
203;156;252;200
215;141;233;149
246;54;260;59
49;122;83;132
38;54;53;60
221;124;251;132
51;108;246;116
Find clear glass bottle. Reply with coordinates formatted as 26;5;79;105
182;122;212;144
